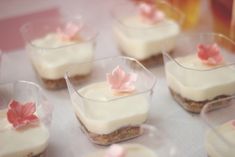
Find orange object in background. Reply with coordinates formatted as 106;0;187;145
210;0;233;37
210;0;235;51
167;0;201;29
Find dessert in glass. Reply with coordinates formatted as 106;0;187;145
112;0;184;66
81;125;177;157
162;33;235;113
65;56;156;145
20;17;97;89
201;96;235;157
0;81;53;157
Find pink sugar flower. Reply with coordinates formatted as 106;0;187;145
57;22;81;41
7;100;39;129
232;120;235;127
105;144;126;157
197;43;224;65
106;66;137;93
138;2;165;24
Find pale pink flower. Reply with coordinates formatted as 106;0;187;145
7;100;39;129
138;2;165;24
197;43;224;65
106;66;137;93
57;22;81;41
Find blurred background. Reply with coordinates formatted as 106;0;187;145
1;0;234;53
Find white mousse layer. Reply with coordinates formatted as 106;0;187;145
27;33;93;79
0;110;49;157
165;54;235;101
85;144;157;157
113;16;180;60
205;121;235;157
71;82;150;134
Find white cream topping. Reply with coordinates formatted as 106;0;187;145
27;33;94;79
205;121;235;157
165;54;235;101
71;82;150;134
0;109;49;157
113;16;180;60
85;144;157;157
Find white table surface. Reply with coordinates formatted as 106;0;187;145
1;0;213;156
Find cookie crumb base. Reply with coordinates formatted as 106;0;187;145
169;88;230;113
77;117;142;145
41;74;89;90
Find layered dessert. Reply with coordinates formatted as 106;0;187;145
113;1;180;65
70;66;150;145
85;144;157;157
25;22;94;89
0;100;49;157
165;43;235;113
205;120;235;157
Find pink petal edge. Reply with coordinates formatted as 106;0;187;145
232;120;235;127
105;144;126;157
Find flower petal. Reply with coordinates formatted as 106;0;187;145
25;115;39;123
138;2;165;24
106;66;137;93
9;100;20;109
107;73;120;89
57;22;81;41
8;100;23;117
22;102;36;117
7;109;18;125
105;144;126;157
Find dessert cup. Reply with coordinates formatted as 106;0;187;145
65;56;156;145
20;17;97;90
162;33;235;113
0;80;53;157
201;96;235;157
112;0;184;66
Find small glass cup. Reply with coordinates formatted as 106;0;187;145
64;56;156;145
0;80;53;157
162;33;235;113
112;0;184;66
20;17;97;90
201;96;235;157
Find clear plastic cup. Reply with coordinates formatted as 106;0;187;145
162;33;235;113
64;56;156;145
0;80;53;157
20;17;97;90
201;96;235;157
112;0;184;65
